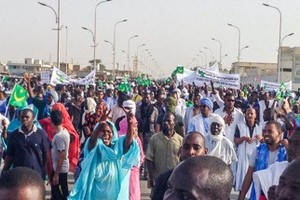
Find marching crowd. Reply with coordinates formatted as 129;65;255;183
0;74;299;200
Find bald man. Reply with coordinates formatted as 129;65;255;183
151;132;207;200
0;167;45;200
164;156;233;200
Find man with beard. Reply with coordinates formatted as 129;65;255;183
258;128;300;200
238;121;287;200
146;112;183;189
235;107;263;192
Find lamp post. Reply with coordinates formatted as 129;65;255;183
204;46;213;61
136;44;145;73
227;23;241;73
263;3;282;83
82;27;96;72
127;35;138;72
192;58;199;67
65;26;68;64
104;39;114;70
240;45;249;56
199;51;207;67
196;54;204;67
38;0;61;71
113;19;127;77
211;38;222;65
279;33;294;82
94;0;112;72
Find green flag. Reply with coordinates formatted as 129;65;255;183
165;77;172;83
279;83;286;91
9;84;28;108
198;70;206;77
1;76;8;83
176;66;184;74
171;70;177;78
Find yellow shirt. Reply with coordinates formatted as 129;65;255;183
146;132;183;179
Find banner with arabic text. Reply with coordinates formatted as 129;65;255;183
50;67;96;86
260;80;292;91
182;70;241;90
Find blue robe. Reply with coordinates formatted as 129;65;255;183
68;136;139;200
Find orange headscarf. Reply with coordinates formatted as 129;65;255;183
39;103;80;172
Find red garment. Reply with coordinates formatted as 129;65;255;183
39;103;80;172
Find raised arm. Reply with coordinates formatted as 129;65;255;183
123;113;135;154
23;73;35;98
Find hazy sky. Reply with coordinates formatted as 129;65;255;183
1;0;300;77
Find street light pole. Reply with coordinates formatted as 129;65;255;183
240;45;250;59
113;19;127;77
94;0;111;72
82;27;96;72
280;33;294;82
211;38;222;65
128;35;138;72
199;51;207;67
227;23;241;73
104;39;114;70
136;44;145;73
65;26;68;64
263;3;282;83
196;54;204;67
38;0;61;71
204;46;213;65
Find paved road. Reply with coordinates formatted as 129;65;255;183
45;173;238;200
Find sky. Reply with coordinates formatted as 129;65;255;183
1;0;300;78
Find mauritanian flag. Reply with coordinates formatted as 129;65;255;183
9;84;28;108
176;66;184;74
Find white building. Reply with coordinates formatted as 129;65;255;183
280;47;300;90
232;62;277;86
7;58;52;75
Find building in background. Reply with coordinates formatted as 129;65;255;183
7;58;51;76
280;47;300;90
232;62;277;86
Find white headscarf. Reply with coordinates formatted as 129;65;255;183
206;114;237;165
208;114;225;142
82;97;97;125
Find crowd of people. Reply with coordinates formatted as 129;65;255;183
0;73;299;200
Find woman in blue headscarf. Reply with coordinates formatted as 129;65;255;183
68;115;140;200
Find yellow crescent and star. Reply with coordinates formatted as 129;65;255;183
14;87;27;102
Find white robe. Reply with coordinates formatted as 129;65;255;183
235;122;262;191
187;113;217;138
206;135;238;165
252;161;289;200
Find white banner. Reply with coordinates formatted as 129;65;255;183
50;67;96;86
75;69;96;85
40;71;51;84
50;67;72;85
176;66;194;83
206;62;219;73
182;70;241;90
260;80;292;91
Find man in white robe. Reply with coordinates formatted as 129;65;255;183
253;128;300;199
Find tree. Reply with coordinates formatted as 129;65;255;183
89;59;106;71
